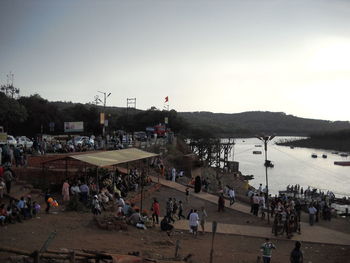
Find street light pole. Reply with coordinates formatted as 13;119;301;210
257;135;275;225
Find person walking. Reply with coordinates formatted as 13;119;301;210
290;241;303;263
194;176;202;193
218;193;225;212
260;238;276;263
189;209;199;237
178;200;186;219
198;206;208;234
229;187;235;205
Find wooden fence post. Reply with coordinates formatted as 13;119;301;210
33;250;40;263
174;240;180;258
69;251;76;263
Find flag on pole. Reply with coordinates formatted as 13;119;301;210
165;96;169;103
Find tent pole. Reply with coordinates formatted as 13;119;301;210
139;160;143;211
96;167;99;192
65;158;68;179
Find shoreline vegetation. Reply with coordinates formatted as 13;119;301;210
276;130;350;153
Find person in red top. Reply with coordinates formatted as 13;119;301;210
151;198;160;224
0;166;4;178
0;204;7;225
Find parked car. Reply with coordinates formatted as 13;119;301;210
17;136;33;148
68;136;94;147
134;131;147;141
7;135;17;146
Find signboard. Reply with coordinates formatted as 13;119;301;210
0;132;7;144
64;122;84;133
49;122;55;132
100;113;105;125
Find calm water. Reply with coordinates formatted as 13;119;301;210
229;137;350;197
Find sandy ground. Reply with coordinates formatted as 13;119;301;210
1;184;350;263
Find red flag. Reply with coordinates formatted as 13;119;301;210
165;96;169;103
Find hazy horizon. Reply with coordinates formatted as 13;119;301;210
1;0;350;121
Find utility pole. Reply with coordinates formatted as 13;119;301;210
95;91;112;138
256;135;275;225
126;98;136;132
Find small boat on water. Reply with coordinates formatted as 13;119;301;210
322;154;327;158
253;150;262;154
311;153;317;158
332;151;339;154
340;153;349;157
255;145;262;147
334;161;350;166
290;146;294;149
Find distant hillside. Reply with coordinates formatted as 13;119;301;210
51;103;350;136
277;129;350;152
179;111;350;136
7;95;350;137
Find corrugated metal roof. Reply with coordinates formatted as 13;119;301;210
70;148;158;167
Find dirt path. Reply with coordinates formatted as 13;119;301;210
1;181;350;262
152;176;350;245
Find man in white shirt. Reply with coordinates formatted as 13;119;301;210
308;204;317;226
229;187;235;205
189;209;199;236
115;194;125;215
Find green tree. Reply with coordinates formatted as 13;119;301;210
0;92;27;133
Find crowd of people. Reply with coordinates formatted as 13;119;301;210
0;195;41;226
0;144;28;167
245;183;339;239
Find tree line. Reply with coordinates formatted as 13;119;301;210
0;92;191;137
2;90;350;140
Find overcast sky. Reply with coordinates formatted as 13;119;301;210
1;0;350;121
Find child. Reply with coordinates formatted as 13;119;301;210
32;201;41;217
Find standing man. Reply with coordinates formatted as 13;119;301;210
3;166;15;194
171;167;176;182
229;187;235;205
253;193;260;216
290;241;303;263
260;238;276;263
308;204;317;226
189;209;199;237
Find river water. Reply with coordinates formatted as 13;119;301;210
229;137;350;197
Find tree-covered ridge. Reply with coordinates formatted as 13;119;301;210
2;91;350;138
277;129;350;152
179;111;350;136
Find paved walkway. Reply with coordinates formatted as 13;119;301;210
151;176;350;246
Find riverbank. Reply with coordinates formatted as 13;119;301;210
277;137;350;153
